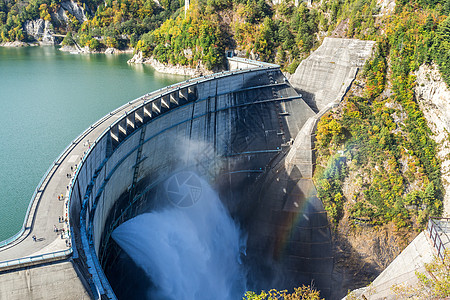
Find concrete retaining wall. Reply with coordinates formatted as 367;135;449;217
290;37;375;112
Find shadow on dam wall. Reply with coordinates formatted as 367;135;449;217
70;66;333;299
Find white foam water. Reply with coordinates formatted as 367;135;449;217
112;172;246;300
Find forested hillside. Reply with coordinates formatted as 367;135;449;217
0;0;382;71
2;0;450;76
311;0;450;289
316;0;450;231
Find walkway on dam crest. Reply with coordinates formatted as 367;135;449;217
0;83;194;267
0;61;273;269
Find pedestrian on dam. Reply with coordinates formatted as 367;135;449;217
32;235;36;242
54;225;57;232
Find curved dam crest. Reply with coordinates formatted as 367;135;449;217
69;61;323;299
0;39;377;300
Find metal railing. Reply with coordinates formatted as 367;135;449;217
426;217;449;261
0;248;72;271
0;72;192;249
0;101;115;250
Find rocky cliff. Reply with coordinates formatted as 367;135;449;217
23;0;88;45
23;20;55;45
376;0;395;16
415;64;450;217
52;0;88;27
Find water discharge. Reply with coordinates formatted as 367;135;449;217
112;172;247;299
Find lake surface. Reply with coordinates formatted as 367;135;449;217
0;46;186;241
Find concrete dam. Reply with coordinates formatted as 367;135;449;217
0;38;377;300
69;58;333;299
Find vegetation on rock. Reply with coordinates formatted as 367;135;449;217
314;0;447;232
243;285;323;300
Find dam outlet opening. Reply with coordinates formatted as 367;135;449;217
69;65;333;299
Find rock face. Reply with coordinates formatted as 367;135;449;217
415;64;450;218
377;0;395;16
127;51;212;76
59;44;92;54
51;0;88;27
23;19;55;45
104;48;116;54
0;41;32;47
344;232;436;300
61;0;88;22
22;0;87;45
290;37;375;113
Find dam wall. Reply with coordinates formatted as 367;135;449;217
0;38;379;299
68;62;322;298
70;38;380;299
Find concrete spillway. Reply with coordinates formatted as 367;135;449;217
68;59;334;299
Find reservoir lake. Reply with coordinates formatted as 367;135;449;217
0;46;186;241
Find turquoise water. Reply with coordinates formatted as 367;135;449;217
0;46;186;241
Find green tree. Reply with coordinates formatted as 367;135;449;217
62;31;75;46
243;286;323;300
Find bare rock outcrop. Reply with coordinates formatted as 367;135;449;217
61;0;88;22
376;0;395;16
415;64;450;217
23;19;55;45
22;0;87;45
0;41;32;47
51;0;88;27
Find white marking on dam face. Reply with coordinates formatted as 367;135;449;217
166;172;202;208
